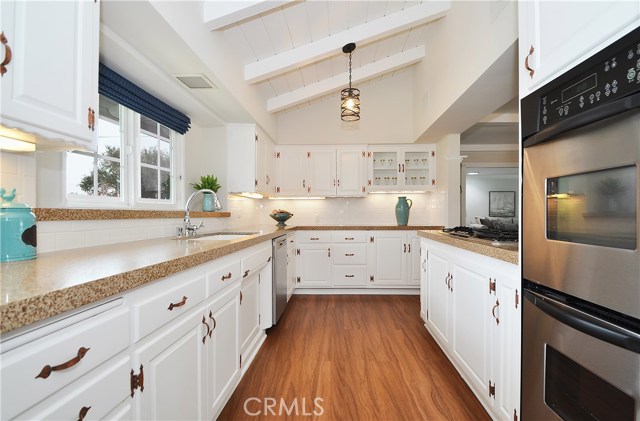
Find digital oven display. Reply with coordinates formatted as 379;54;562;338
561;73;597;103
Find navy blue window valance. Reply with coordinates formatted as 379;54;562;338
98;63;191;135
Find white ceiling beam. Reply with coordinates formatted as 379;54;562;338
246;1;449;84
478;113;519;124
267;45;425;113
203;0;296;31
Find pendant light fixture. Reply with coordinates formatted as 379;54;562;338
341;42;360;121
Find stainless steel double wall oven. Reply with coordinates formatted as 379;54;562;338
521;27;640;420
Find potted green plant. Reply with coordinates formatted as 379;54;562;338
191;175;221;211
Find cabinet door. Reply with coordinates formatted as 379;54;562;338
297;244;332;287
419;241;428;322
0;0;98;149
239;271;260;357
205;285;241;419
134;309;206;421
336;147;366;196
262;133;275;194
307;148;336;196
403;149;436;190
407;235;422;286
518;1;640;96
493;272;521;421
450;262;492;401
275;147;306;195
369;150;401;191
368;232;407;286
425;246;451;346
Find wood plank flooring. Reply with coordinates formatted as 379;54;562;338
219;295;490;421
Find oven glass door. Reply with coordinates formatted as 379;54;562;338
522;291;640;421
523;109;640;318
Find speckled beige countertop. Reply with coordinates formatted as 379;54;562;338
417;230;519;265
0;225;442;334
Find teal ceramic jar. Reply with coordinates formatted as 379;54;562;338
395;196;413;226
1;190;37;262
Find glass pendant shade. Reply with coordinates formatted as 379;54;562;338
341;87;360;121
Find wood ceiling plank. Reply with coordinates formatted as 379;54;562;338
284;69;306;92
347;1;370;30
283;2;312;48
299;63;319;86
241;18;276;61
203;0;295;31
267;45;425;112
261;9;294;54
223;25;258;64
327;1;350;35
244;1;449;83
305;1;330;42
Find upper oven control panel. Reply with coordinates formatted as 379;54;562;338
540;39;640;128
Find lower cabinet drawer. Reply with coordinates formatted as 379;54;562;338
207;256;242;297
0;307;130;420
332;244;367;265
132;272;206;342
332;266;367;287
15;355;131;420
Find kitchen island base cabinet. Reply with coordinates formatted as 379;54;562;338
367;231;419;288
421;238;520;421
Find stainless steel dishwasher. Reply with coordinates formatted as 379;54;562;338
272;235;288;324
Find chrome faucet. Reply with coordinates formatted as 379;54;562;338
179;189;222;238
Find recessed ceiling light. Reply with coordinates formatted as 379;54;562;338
467;172;479;175
174;74;217;89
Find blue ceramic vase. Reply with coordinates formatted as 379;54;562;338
202;193;214;212
395;196;413;226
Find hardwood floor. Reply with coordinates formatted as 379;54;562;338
219;295;490;421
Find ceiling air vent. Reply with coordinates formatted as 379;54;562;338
174;74;217;89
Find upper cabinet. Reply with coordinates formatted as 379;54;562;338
367;145;436;192
275;146;366;197
518;1;640;97
227;124;275;197
0;0;99;151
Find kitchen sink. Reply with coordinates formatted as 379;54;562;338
192;231;259;241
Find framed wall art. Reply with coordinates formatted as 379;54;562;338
489;191;516;217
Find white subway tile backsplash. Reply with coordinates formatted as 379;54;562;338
55;231;86;251
85;230;111;247
36;233;56;253
38;221;73;233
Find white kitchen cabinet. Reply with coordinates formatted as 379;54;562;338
419;242;428;322
227;124;275;196
336;147;367;196
367;231;419;288
132;307;207;421
332;231;368;287
287;234;296;300
0;0;99;150
367;145;436;192
424;243;451;347
421;238;520;421
518;1;640;97
295;232;332;288
275;146;366;197
239;271;260;359
204;283;241;420
0;303;130;420
275;147;307;195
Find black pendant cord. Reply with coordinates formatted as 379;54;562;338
348;51;352;90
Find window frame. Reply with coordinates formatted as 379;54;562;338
65;97;183;209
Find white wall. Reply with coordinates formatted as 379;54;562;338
0;150;37;206
465;175;519;225
413;0;518;141
276;69;414;145
436;133;461;227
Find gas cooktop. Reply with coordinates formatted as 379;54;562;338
443;226;518;242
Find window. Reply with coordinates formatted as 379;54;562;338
66;95;179;207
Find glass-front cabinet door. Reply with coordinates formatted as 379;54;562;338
368;146;436;192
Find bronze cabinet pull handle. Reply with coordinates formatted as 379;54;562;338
78;406;91;421
209;310;216;337
345;275;355;278
87;107;93;129
91;109;95;130
243;269;250;278
345;237;354;240
310;237;319;240
328;248;331;257
492;299;500;325
525;45;535;78
201;315;211;344
345;253;354;256
36;347;90;379
130;365;144;397
1;31;12;76
168;296;187;311
221;272;232;281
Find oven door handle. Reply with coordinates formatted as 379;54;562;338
523;91;640;148
525;289;640;354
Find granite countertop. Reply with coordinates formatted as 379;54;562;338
0;225;442;334
417;230;519;265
